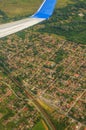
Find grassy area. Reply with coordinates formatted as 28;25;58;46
32;120;46;130
0;0;73;21
0;0;42;18
0;0;82;44
37;0;86;44
0;0;64;16
0;1;85;129
37;99;53;113
57;0;74;8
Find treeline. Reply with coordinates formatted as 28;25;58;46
0;9;31;23
38;0;86;44
0;10;9;23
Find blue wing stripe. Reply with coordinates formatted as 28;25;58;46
32;0;57;19
0;0;57;38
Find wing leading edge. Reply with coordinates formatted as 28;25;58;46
0;0;57;38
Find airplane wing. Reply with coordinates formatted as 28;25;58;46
0;0;57;38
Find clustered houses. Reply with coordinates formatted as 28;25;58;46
0;27;86;129
0;73;40;129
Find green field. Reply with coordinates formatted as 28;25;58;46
0;0;86;42
32;120;46;130
38;0;86;44
0;0;73;19
0;1;85;129
0;0;86;44
0;0;42;17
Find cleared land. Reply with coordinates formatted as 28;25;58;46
0;0;42;17
0;0;73;19
32;120;46;130
0;0;86;130
0;0;86;44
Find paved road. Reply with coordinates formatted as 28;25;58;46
0;61;56;130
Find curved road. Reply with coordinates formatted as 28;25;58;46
0;61;56;130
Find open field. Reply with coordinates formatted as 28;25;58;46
0;0;42;17
0;0;86;130
32;120;46;130
0;0;73;18
39;0;86;44
0;0;86;44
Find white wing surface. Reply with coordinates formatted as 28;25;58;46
0;0;57;38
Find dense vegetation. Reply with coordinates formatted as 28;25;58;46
38;0;86;44
0;0;85;130
0;0;86;44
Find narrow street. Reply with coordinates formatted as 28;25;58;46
0;61;56;130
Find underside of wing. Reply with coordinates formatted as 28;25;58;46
0;18;45;38
0;0;57;38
